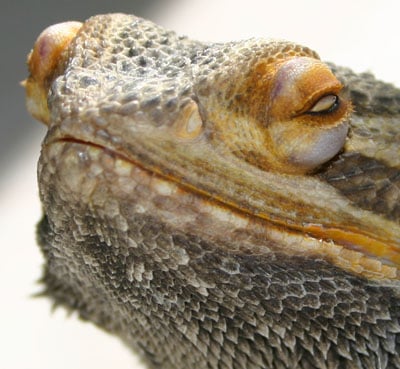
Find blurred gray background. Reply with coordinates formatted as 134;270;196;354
1;1;399;369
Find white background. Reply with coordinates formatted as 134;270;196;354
1;1;399;368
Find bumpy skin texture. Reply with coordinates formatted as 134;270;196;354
31;14;400;369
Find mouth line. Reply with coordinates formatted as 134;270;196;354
53;136;400;280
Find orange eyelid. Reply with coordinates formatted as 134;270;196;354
24;21;82;125
27;21;82;82
305;85;343;109
292;68;344;115
268;58;347;122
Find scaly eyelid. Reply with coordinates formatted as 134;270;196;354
291;84;344;118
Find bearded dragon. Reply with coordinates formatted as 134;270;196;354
24;13;400;369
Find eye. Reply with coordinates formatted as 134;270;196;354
308;94;339;114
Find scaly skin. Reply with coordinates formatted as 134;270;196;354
25;13;400;369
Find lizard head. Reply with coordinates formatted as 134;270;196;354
25;19;351;175
24;14;400;368
25;14;400;285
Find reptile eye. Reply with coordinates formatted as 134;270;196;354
263;57;351;174
24;21;83;125
214;55;352;175
308;94;339;114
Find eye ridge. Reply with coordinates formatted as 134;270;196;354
306;94;340;116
